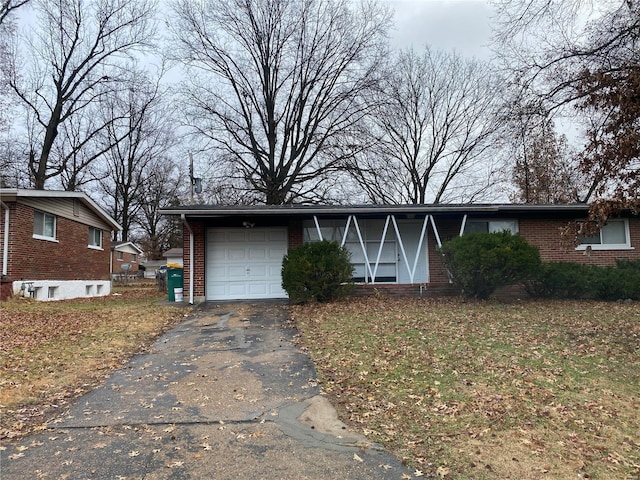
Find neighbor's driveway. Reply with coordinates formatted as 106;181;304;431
1;302;414;479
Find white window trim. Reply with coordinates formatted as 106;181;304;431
33;211;57;241
88;227;103;250
32;233;59;243
463;219;519;235
576;219;634;251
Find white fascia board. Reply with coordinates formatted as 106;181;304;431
0;188;121;231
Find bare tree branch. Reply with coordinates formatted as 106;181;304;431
171;0;391;204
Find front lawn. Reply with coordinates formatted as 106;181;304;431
0;284;186;441
292;297;640;480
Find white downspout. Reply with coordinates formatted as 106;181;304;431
181;214;195;305
1;201;9;276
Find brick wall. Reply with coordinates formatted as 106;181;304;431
519;218;640;266
2;202;111;280
288;220;303;248
112;250;139;273
183;220;206;299
352;283;458;298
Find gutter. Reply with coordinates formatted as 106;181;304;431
160;203;592;217
181;214;194;305
1;201;8;276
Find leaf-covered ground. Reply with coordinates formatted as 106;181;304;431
0;285;186;442
292;297;640;480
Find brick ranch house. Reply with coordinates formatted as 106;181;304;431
159;203;639;304
111;241;143;278
1;188;121;301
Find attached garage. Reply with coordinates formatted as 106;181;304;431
206;227;288;300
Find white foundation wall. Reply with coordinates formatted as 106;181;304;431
12;280;111;301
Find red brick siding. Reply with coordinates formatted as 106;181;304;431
1;202;111;280
111;251;139;273
288;220;303;248
519;218;640;266
352;283;457;297
183;220;206;298
0;276;13;300
427;218;461;284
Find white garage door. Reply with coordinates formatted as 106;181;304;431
206;227;288;300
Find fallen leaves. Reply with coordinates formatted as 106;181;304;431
293;297;640;480
0;285;185;441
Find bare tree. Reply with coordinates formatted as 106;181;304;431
510;119;584;203
345;48;505;204
170;0;391;205
0;0;29;25
492;0;640;214
136;158;184;260
3;0;157;189
98;69;175;242
0;4;18;134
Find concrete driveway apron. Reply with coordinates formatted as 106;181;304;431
1;302;416;479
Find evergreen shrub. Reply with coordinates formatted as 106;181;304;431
439;231;542;299
281;240;354;303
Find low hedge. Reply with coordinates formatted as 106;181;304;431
526;259;640;300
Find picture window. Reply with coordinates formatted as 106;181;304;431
577;219;631;250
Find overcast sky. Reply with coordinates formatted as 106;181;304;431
387;0;495;58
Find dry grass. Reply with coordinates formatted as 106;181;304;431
292;297;640;480
0;284;186;442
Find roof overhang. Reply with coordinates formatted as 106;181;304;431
160;203;593;219
0;188;121;231
112;241;143;254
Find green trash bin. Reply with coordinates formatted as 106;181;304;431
167;267;184;302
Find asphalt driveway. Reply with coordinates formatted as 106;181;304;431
0;302;415;479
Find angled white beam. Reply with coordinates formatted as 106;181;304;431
313;215;323;241
430;215;443;248
391;215;412;282
411;215;429;280
340;216;353;247
459;214;467;237
371;216;392;282
351;216;374;282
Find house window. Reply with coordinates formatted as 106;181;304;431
117;251;124;260
464;219;518;235
131;253;137;262
33;210;56;240
577;219;632;250
88;227;102;249
48;286;57;299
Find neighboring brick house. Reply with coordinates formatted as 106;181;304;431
0;188;121;301
159;203;640;304
111;241;143;278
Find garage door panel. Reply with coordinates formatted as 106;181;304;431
248;230;267;241
268;264;282;276
269;247;286;258
206;227;288;300
248;265;267;278
268;230;287;241
227;231;248;242
249;248;267;260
